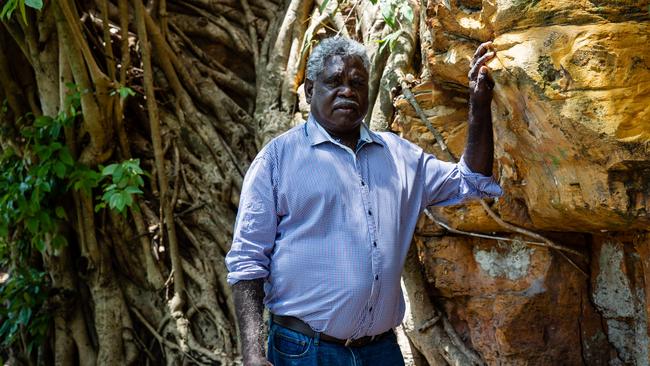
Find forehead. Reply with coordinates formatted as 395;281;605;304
321;55;367;77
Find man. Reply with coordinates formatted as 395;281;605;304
226;36;501;365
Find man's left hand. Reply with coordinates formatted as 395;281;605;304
468;41;496;107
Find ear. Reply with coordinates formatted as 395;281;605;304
304;79;313;104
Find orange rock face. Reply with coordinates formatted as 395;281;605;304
395;0;650;364
415;234;620;364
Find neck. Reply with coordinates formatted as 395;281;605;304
324;126;360;150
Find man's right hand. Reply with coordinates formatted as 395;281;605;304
232;279;271;366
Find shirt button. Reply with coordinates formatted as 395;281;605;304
373;241;377;247
369;307;373;312
368;210;372;216
375;275;378;280
361;180;365;186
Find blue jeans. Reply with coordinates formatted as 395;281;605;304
267;322;405;366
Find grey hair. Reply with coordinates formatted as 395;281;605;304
305;36;370;81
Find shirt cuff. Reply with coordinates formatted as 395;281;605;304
458;155;503;198
226;263;269;286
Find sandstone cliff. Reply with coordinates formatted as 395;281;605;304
395;0;650;364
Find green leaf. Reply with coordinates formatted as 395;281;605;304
38;210;52;230
109;192;125;211
52;234;67;249
0;319;11;337
124;159;143;174
379;30;400;54
116;177;129;189
40;180;51;193
1;0;17;19
122;190;133;207
25;217;39;234
94;202;106;212
59;148;74;166
9;322;18;335
111;166;124;183
33;238;45;252
34;116;52;128
36;145;53;160
124;186;143;195
53;161;66;178
118;86;136;99
24;0;42;10
55;206;67;220
319;0;330;12
50;123;62;139
18;0;27;24
400;3;413;23
18;307;31;325
102;163;118;176
382;1;396;29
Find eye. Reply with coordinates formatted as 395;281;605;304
326;77;340;86
323;73;341;84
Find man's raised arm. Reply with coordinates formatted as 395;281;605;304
463;41;496;177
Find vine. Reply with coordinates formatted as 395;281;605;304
0;85;146;361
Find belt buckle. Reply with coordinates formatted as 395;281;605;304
345;338;353;347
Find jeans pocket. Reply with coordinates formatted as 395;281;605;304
271;326;312;358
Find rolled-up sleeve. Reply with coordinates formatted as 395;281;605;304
226;154;277;285
421;153;503;209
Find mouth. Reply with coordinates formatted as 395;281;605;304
333;101;358;112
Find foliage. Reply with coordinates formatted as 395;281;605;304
109;86;137;99
302;0;414;58
319;0;331;13
0;85;146;252
0;92;77;359
0;262;49;354
377;0;414;53
379;0;413;29
94;159;146;214
0;113;76;253
0;84;145;356
0;0;42;24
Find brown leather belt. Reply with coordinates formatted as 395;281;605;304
271;314;393;348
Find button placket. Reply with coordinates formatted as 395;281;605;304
344;151;370;340
356;148;381;335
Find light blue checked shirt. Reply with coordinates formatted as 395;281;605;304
226;114;502;340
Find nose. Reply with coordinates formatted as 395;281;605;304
338;85;354;98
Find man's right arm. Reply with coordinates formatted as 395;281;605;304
226;154;277;365
233;279;270;366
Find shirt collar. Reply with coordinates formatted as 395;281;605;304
304;114;384;147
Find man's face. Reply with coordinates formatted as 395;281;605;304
305;55;369;134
